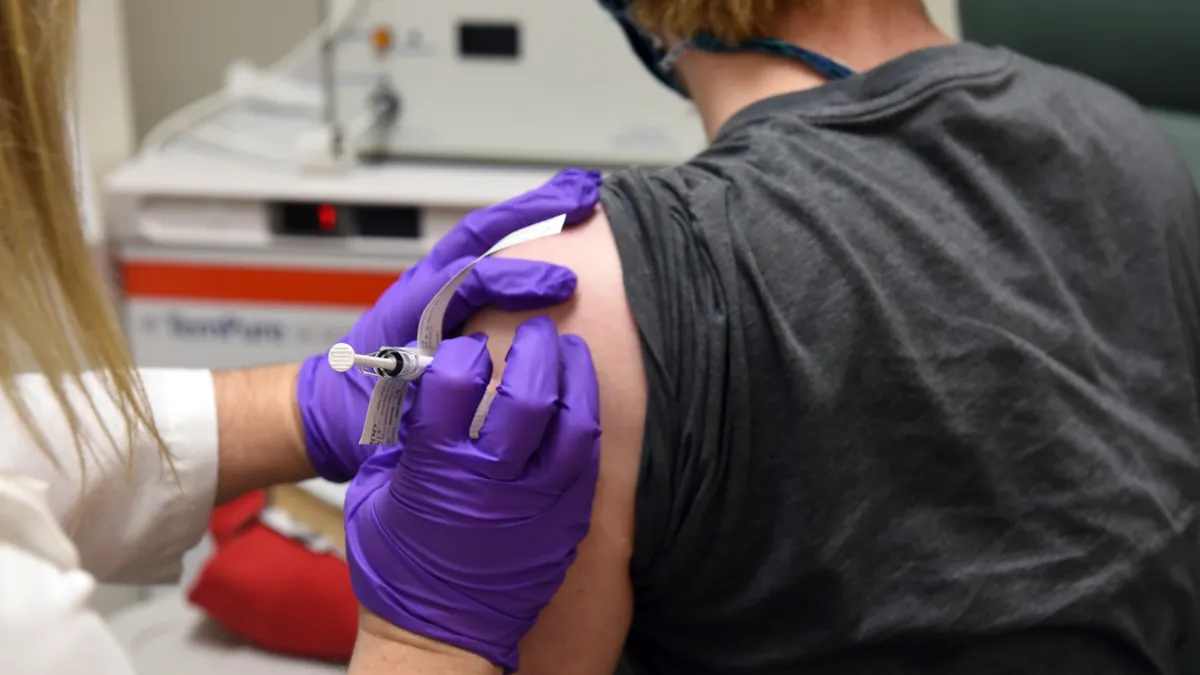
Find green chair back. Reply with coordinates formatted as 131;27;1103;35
959;0;1200;187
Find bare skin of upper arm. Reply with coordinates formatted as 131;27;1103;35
461;209;645;675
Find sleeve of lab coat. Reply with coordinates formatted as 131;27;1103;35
0;368;219;584
0;475;139;675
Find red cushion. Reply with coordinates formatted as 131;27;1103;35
188;494;357;662
208;490;267;544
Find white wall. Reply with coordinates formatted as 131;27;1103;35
123;0;318;139
78;0;137;183
925;0;962;38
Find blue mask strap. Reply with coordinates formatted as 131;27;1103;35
611;13;679;91
598;1;856;95
682;33;856;81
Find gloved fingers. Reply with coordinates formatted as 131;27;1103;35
475;316;561;479
442;258;578;332
380;256;577;340
527;334;602;492
406;335;493;446
427;169;602;267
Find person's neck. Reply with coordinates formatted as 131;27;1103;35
677;0;956;139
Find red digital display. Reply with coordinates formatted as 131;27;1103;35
317;203;338;232
274;201;420;238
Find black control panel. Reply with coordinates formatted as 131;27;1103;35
458;22;520;59
273;202;421;239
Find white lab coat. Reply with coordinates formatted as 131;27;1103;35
0;369;219;674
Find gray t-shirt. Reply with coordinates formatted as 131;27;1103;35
601;42;1200;675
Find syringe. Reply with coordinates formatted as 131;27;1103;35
327;343;432;380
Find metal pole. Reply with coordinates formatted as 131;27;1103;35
318;0;343;158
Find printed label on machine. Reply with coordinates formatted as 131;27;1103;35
356;213;567;445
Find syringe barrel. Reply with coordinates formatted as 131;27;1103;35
376;347;432;379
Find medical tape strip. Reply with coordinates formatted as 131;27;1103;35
358;213;568;445
354;348;425;443
359;378;411;445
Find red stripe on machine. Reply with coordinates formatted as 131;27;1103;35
121;261;401;308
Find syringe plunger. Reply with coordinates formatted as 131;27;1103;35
327;342;396;373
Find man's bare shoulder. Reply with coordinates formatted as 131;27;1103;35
464;205;644;479
467;208;641;404
466;206;644;444
496;207;628;326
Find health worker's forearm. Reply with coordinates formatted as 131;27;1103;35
212;363;316;504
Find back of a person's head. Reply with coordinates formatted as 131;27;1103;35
0;1;165;471
631;0;825;42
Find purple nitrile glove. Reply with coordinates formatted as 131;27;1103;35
297;168;601;482
345;316;601;672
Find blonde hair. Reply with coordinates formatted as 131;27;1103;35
631;0;791;44
0;0;167;472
